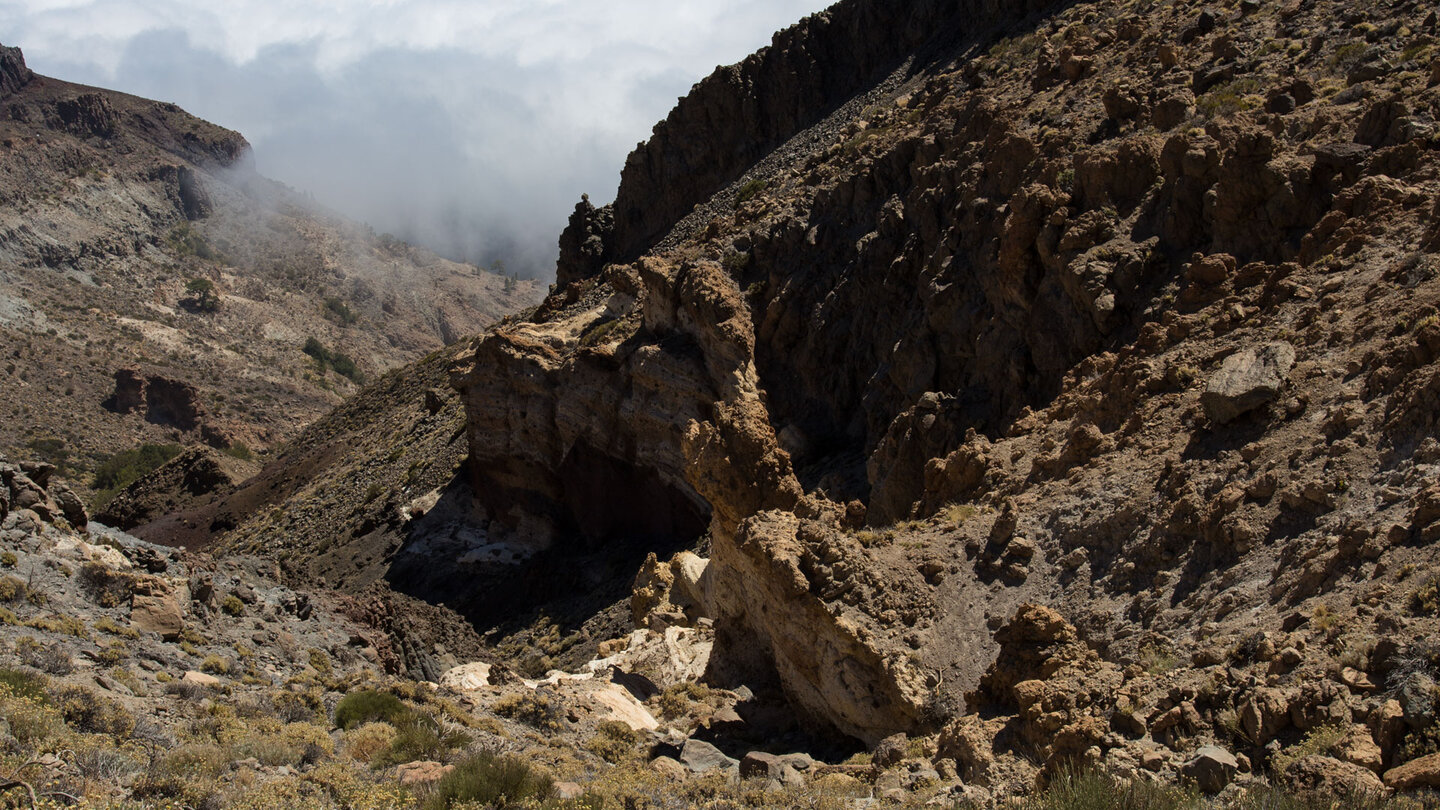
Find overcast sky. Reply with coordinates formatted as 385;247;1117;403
1;1;833;277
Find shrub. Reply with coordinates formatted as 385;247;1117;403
655;682;711;719
79;561;136;607
0;688;63;748
421;752;554;810
377;710;468;767
323;297;359;326
1026;768;1199;809
51;683;135;737
271;688;325;723
223;441;254;461
0;551;16;567
735;178;768;205
303;338;364;383
221;594;245;616
200;655;231;675
0;575;26;602
491;691;563;732
18;637;73;674
92;443;182;501
0;667;47;700
586;720;641;763
185;277;220;312
93;616;140;639
24;612;88;637
1272;724;1349;775
335;689;407;730
343;721;397;764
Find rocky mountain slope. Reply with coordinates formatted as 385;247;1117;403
0;44;542;503
74;0;1440;805
452;0;1440;799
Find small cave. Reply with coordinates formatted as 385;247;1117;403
555;441;712;549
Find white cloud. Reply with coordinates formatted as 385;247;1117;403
0;0;833;276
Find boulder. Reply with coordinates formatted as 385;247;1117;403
130;578;184;641
650;756;689;780
680;738;738;774
872;733;909;768
1182;745;1239;794
740;751;786;779
1334;725;1384;773
181;671;220;687
1385;752;1440;791
554;782;585;800
439;662;492;691
1201;343;1296;424
395;761;453;785
1284;755;1386;797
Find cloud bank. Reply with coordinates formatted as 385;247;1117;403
1;0;833;277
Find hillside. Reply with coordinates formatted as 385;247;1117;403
0;44;542;504
25;0;1440;806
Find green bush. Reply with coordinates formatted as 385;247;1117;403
302;337;363;383
50;683;135;737
0;667;47;701
185;277;220;312
92;443;182;498
0;575;26;602
323;297;359;326
735;178;768;205
585;719;641;763
376;711;467;767
223;442;254;461
334;689;407;730
421;752;554;810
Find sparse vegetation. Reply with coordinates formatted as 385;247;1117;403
91;442;183;504
421;751;554;810
335;689;407;730
185;276;220;312
736;178;768;205
302;337;364;383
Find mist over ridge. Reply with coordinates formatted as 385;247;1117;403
2;0;834;279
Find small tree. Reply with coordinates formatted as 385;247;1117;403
185;277;219;312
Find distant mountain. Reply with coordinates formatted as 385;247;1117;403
0;44;542;500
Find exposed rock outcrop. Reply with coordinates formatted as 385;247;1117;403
0;44;34;96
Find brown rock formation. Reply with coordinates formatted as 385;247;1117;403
450;0;1440;750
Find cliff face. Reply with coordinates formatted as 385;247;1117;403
454;0;1440;768
558;0;1063;281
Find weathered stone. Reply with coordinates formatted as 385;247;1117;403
740;751;786;779
1201;343;1297;424
872;733;909;768
1285;755;1385;797
396;761;453;785
680;739;738;774
1384;752;1440;790
439;662;492;691
181;671;220;687
554;781;585;800
1182;746;1238;794
650;756;689;780
131;578;184;641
